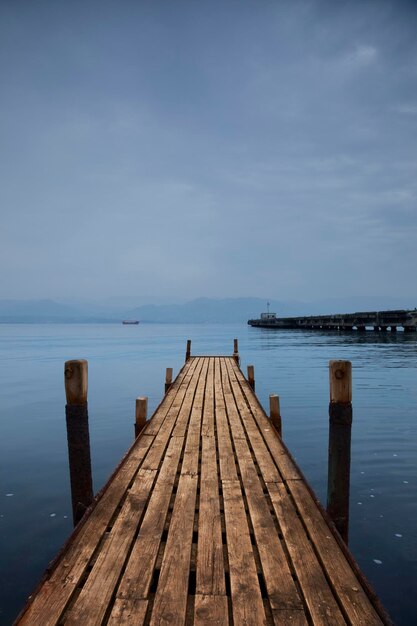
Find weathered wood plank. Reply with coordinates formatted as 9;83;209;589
194;594;229;626
17;359;197;626
268;481;347;625
220;359;306;624
65;470;156;625
141;358;203;470
106;436;185;620
221;358;282;484
149;475;198;625
17;354;388;626
18;434;155;626
215;359;267;625
214;358;238;482
181;359;209;475
65;362;206;624
197;359;226;597
142;357;197;436
201;358;215;438
107;598;148;626
229;359;301;480
221;480;268;625
288;479;383;626
149;358;206;624
108;362;206;619
69;360;207;624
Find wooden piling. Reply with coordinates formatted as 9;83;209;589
165;367;173;394
247;364;255;390
19;354;391;626
135;397;148;438
269;394;282;436
185;339;191;362
64;359;94;526
233;338;240;365
327;360;352;544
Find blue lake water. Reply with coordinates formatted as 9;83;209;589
0;323;416;624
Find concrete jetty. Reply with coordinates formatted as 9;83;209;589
248;309;417;331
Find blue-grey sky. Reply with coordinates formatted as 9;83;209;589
1;0;416;302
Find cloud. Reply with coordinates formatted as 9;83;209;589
344;44;378;68
0;0;416;301
392;103;417;115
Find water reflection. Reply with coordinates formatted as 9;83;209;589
0;323;416;624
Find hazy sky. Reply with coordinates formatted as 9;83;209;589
1;0;416;302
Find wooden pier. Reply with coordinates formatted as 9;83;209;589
16;354;390;625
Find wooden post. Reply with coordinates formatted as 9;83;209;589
247;365;255;391
185;339;191;362
135;397;148;438
327;360;352;544
233;338;240;365
269;394;282;436
64;359;94;526
165;367;173;394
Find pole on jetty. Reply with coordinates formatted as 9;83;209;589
269;394;282;436
165;368;173;393
135;397;148;438
64;359;94;526
247;365;255;391
233;338;240;365
327;360;352;544
185;340;191;362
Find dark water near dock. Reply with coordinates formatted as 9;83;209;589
0;323;416;624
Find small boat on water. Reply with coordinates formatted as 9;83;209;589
122;320;139;325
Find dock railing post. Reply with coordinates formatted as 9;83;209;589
165;367;173;394
247;365;255;391
327;360;352;544
135;397;148;438
185;339;191;362
233;338;240;365
269;394;282;436
64;359;94;526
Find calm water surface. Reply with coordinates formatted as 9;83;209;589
0;323;416;624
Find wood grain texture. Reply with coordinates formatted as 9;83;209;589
17;355;387;626
223;358;282;483
65;470;156;626
215;359;268;625
220;360;305;622
17;433;155;626
228;359;301;480
221;479;268;625
107;598;148;626
194;594;229;626
329;360;352;403
64;359;88;404
268;481;346;626
288;479;383;626
149;358;206;625
197;359;226;597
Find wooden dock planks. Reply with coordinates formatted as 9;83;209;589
16;356;389;626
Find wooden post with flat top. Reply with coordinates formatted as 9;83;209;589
327;360;352;544
247;365;255;390
233;338;240;365
165;368;173;394
185;340;191;362
64;359;94;526
135;397;148;438
269;394;282;436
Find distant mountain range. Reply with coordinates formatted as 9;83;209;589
126;298;296;324
0;299;115;323
0;296;416;324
